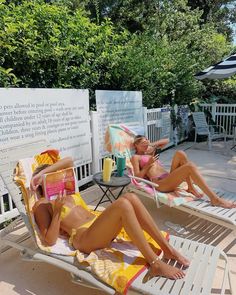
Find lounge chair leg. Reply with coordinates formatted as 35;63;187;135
71;274;107;291
70;273;83;284
21;249;36;261
194;130;197;143
0;238;5;254
154;191;161;208
228;268;234;295
208;135;212;150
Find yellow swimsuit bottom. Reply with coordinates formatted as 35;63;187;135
69;217;97;246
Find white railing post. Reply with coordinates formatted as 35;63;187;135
211;102;217;122
90;111;100;174
194;103;199;112
0;194;5;215
143;107;148;136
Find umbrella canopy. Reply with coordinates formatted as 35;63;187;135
195;54;236;80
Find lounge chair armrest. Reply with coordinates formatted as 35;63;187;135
129;175;159;188
209;124;226;133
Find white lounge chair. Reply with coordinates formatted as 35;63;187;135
0;139;232;295
105;124;236;233
192;112;226;150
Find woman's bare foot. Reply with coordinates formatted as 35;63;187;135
211;197;236;208
187;185;203;199
163;248;190;267
150;259;185;279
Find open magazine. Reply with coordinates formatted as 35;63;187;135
43;167;77;200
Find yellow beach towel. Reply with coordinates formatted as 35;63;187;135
76;229;168;294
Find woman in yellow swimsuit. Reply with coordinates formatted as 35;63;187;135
31;157;189;280
131;135;236;208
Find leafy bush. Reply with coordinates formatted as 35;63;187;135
199;77;236;103
0;0;128;94
0;0;234;107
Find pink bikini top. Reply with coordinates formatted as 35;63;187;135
139;155;163;168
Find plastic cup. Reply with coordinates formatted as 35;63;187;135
103;158;115;182
116;156;126;177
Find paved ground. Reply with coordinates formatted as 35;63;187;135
1;140;236;295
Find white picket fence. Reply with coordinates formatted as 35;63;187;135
199;103;236;137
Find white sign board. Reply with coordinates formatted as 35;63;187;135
96;90;143;157
0;88;92;166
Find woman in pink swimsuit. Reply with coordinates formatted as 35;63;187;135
131;135;236;209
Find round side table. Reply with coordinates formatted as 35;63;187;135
93;172;131;211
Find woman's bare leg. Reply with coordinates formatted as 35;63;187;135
73;197;185;279
156;163;236;208
122;193;189;266
170;151;189;171
170;151;202;197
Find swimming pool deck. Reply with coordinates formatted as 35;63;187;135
1;140;236;295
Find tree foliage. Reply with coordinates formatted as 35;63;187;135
0;0;235;106
187;0;236;42
0;0;128;93
72;0;236;39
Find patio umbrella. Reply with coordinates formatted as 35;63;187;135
195;53;236;80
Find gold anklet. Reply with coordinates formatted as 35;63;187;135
149;256;159;266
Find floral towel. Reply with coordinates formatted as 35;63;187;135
104;124;137;169
132;178;200;207
105;124;202;207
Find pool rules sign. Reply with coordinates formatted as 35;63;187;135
0;88;92;166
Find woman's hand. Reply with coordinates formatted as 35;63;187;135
53;191;67;215
146;155;159;167
30;173;43;191
152;147;161;158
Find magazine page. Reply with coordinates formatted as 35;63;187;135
43;167;77;200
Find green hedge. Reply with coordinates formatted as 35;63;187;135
0;0;233;107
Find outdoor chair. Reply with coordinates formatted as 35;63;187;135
192;112;226;150
105;124;236;233
0;138;232;295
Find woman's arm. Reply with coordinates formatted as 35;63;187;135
31;157;74;191
153;138;169;149
38;157;73;175
145;138;169;155
34;193;66;246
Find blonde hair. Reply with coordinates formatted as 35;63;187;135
133;135;146;145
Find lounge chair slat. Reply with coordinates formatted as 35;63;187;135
159;237;190;294
182;198;236;226
200;248;224;295
188;245;216;295
130;236;220;295
169;242;203;295
171;241;206;295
